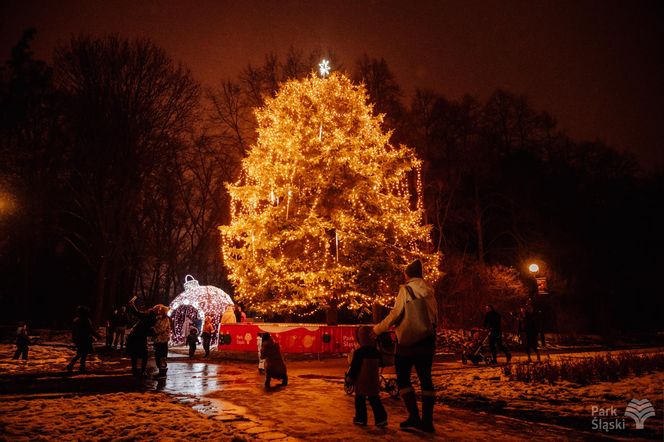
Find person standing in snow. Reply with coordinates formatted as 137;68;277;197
126;297;155;376
372;259;438;433
201;316;215;358
12;321;30;360
67;306;101;373
517;307;540;363
186;327;200;357
152;305;171;378
111;306;129;350
347;326;388;427
257;332;265;374
260;333;288;389
483;304;512;364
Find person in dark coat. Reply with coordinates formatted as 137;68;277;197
67;306;101;373
111;306;129;350
260;333;287;389
12;321;30;360
186;327;199;357
483;304;511;364
347;326;387;427
126;297;155;375
517;307;541;362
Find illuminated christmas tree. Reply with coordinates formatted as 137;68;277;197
220;63;440;316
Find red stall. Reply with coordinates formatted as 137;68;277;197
217;323;360;354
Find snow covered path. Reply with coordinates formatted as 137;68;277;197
157;354;630;441
2;344;660;440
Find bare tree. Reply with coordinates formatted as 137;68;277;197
53;35;200;321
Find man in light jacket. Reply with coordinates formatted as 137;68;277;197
373;259;438;433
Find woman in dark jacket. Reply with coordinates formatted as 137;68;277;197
66;306;100;373
260;333;287;389
517;307;540;362
126;297;156;376
347;326;387;427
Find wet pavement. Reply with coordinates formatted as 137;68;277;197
150;352;619;441
0;348;627;441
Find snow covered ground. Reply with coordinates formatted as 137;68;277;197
437;351;663;439
0;392;247;441
0;344;251;441
1;342;662;440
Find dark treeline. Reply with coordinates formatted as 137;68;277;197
1;31;661;333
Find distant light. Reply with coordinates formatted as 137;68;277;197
528;263;540;273
319;59;331;77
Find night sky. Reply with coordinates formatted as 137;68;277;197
2;0;662;168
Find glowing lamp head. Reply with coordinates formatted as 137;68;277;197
528;263;540;274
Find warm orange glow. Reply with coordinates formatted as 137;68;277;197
219;72;441;315
528;263;540;274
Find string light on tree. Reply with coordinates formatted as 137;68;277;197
219;71;441;316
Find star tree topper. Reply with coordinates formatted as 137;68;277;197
319;59;331;77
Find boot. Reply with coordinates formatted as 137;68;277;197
399;391;420;429
420;395;435;433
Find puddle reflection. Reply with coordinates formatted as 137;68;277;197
161;361;222;396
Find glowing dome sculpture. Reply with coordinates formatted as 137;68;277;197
169;275;234;344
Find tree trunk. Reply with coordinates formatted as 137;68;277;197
94;255;108;326
473;178;484;264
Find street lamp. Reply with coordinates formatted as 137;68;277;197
528;263;539;275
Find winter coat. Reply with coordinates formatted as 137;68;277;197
518;311;539;347
16;325;30;347
373;277;438;347
186;333;199;347
201;321;215;339
484;310;502;335
348;346;381;396
153;316;171;344
72;317;100;353
111;310;129;328
126;304;156;356
260;339;287;378
221;309;237;324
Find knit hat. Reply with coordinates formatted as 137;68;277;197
405;259;423;278
356;326;374;347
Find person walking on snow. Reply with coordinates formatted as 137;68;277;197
67;306;101;373
12;321;30;360
484;304;512;364
347;326;388;427
373;259;438;433
260;333;287;389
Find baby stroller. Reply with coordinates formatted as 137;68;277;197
344;332;399;399
461;327;492;365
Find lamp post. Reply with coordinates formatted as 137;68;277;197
527;262;547;347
